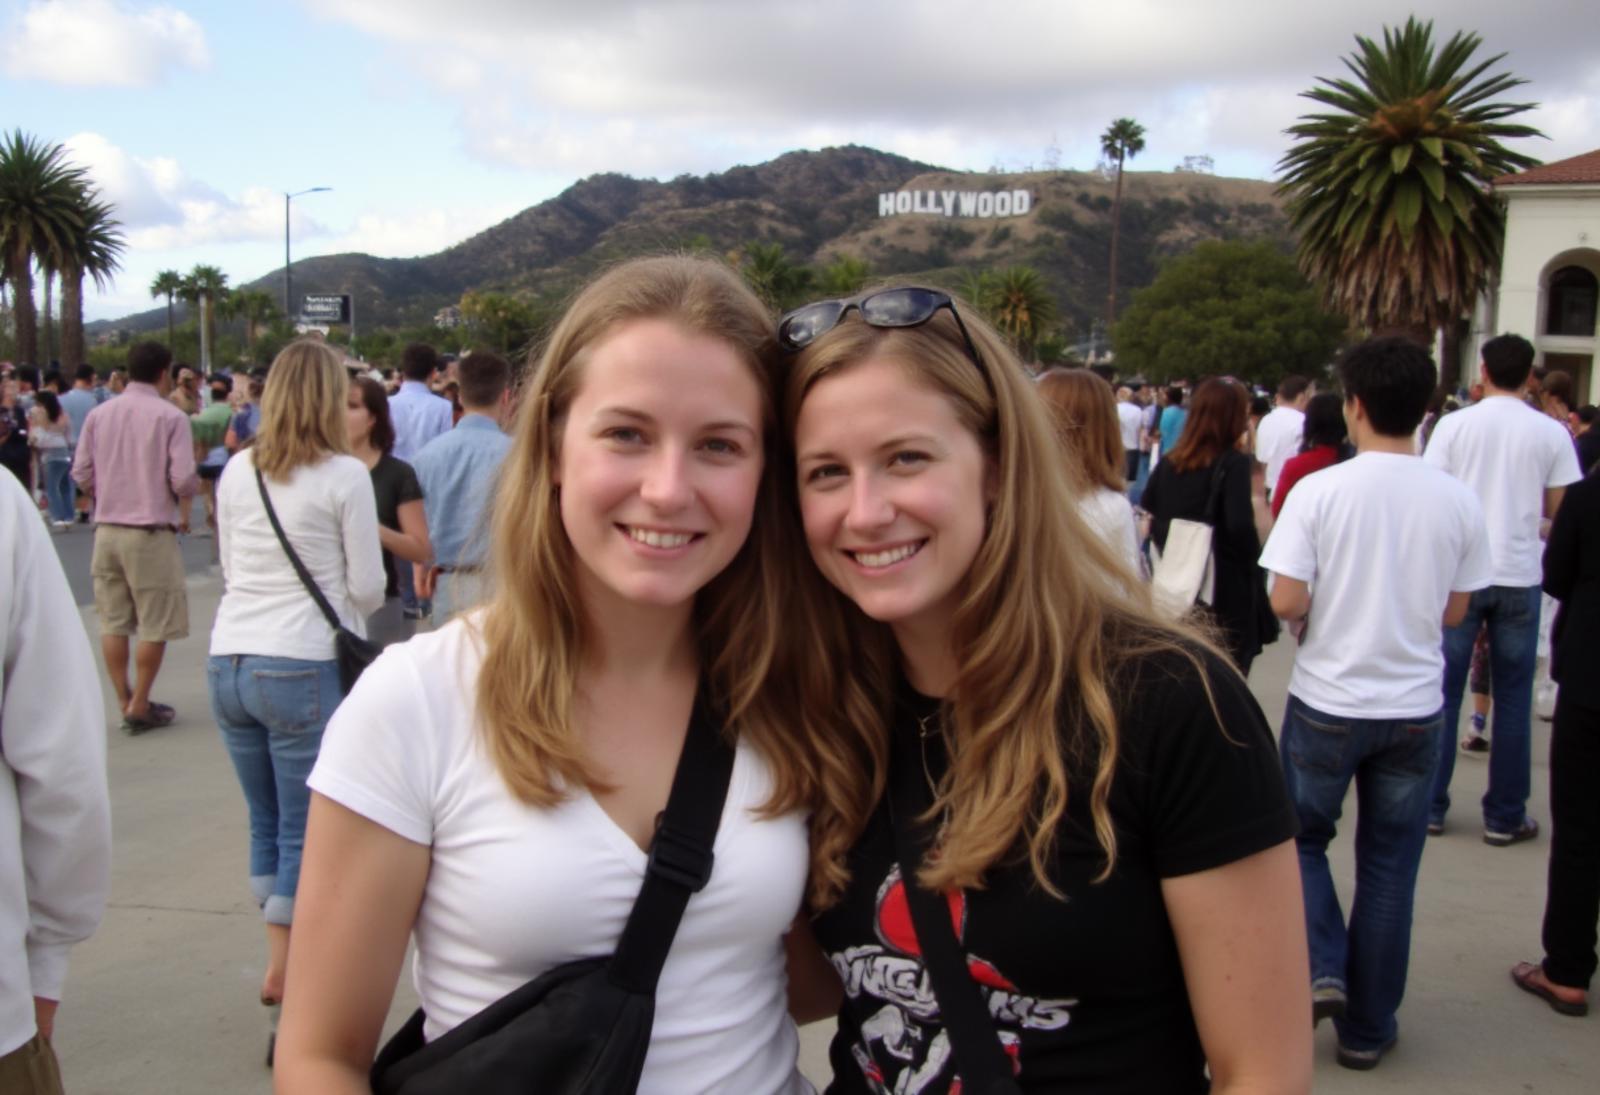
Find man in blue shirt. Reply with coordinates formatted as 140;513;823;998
1158;384;1187;457
412;350;513;622
59;366;101;524
388;343;454;617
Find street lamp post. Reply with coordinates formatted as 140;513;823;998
284;187;332;325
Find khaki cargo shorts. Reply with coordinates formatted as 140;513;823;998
91;525;189;642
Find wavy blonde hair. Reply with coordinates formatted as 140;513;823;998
1036;367;1126;495
783;288;1225;904
474;256;859;849
253;340;351;481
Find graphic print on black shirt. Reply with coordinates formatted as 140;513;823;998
829;862;1074;1093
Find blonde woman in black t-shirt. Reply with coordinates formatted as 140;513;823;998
778;287;1311;1093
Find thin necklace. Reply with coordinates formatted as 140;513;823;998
916;712;944;801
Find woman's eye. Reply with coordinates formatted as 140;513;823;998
603;427;644;444
889;450;930;469
701;437;742;456
804;463;845;484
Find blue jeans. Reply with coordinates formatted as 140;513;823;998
41;455;73;522
1431;584;1542;832
207;655;339;925
1280;694;1442;1051
1130;451;1151;506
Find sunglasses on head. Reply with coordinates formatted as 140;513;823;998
777;287;989;383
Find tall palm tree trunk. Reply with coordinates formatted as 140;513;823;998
1106;151;1126;331
61;266;84;370
9;247;37;364
165;293;175;345
42;269;55;364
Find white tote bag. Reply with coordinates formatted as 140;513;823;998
1146;459;1228;620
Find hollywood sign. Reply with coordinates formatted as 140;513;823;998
878;189;1033;218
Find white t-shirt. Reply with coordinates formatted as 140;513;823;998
1255;405;1305;498
211;449;386;661
308;621;813;1095
1260;452;1493;718
1424;395;1583;586
1077;487;1142;575
1115;401;1143;451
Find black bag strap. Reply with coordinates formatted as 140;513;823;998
255;465;343;633
887;724;1021;1094
607;687;736;994
1201;455;1229;527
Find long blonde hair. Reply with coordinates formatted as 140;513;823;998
1036;368;1126;495
784;288;1222;904
253;340;351;480
474;255;856;849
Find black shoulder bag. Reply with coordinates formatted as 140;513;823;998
888;728;1024;1095
369;689;736;1095
255;467;383;694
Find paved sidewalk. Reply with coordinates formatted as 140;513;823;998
47;567;1599;1093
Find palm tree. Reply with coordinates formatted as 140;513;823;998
59;189;125;369
219;287;277;354
0;130;87;364
981;266;1059;359
1100;117;1146;330
150;268;183;346
739;242;813;311
180;264;229;368
817;255;871;297
1277;16;1541;357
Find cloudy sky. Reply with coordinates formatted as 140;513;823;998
5;0;1597;322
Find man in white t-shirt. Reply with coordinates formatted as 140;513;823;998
1115;385;1143;485
1256;374;1313;504
1424;334;1583;846
1262;337;1492;1071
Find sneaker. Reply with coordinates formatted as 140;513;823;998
401;606;424;620
1312;984;1347;1026
1336;1037;1397;1071
1484;817;1540;847
1460;733;1489;755
1427;818;1445;836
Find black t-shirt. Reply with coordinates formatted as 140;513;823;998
367;453;422;598
812;647;1297;1094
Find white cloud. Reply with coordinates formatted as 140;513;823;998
63;133;327;250
320;202;525;260
309;0;1600;179
2;0;209;87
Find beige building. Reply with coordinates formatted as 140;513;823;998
1485;149;1600;403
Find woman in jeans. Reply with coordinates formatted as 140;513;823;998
27;390;75;528
207;340;384;1050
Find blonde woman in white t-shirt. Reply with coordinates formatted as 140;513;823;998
1037;367;1144;576
277;257;850;1093
208;340;385;1054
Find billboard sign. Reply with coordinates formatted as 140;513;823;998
301;294;351;324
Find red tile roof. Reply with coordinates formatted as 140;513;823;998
1495;149;1600;187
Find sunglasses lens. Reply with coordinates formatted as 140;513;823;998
860;288;943;328
779;302;846;350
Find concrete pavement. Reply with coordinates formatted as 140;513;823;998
42;546;1600;1093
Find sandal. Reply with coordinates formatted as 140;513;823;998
121;702;176;735
1511;961;1589;1017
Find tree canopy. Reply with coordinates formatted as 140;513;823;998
1112;239;1348;385
1277;17;1541;341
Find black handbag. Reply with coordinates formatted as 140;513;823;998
888;721;1024;1095
254;467;383;694
369;688;736;1095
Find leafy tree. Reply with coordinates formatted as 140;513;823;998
817;255;871;297
150;269;183;346
458;289;544;357
1112;239;1348;385
59;189;124;369
0;130;87;364
1277;16;1540;364
738;242;813;311
1100;117;1146;329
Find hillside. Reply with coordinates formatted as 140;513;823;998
94;145;1291;339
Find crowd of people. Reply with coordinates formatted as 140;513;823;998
2;260;1597;1093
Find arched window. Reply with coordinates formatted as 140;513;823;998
1546;266;1598;337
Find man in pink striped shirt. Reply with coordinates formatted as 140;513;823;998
72;342;200;734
